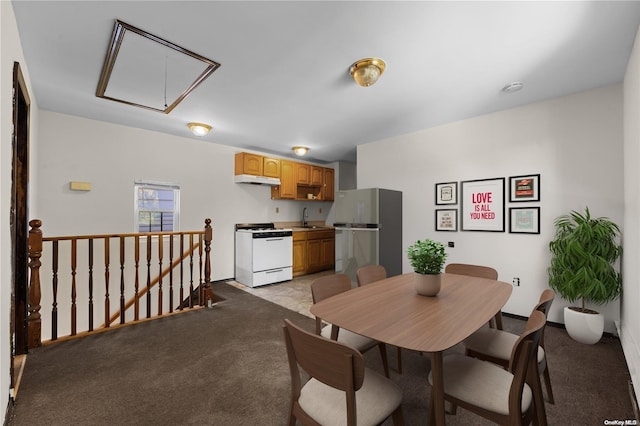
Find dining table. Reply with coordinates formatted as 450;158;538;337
309;272;513;426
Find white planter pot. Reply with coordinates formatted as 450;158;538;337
414;273;441;297
563;306;604;345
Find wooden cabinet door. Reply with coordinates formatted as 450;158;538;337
292;238;307;276
322;168;335;201
280;160;296;199
307;239;322;272
235;152;263;176
296;163;310;184
321;238;335;268
310;166;324;186
263;157;280;178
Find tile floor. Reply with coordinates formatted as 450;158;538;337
226;270;336;318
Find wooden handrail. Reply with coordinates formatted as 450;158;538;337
27;219;215;347
104;242;201;326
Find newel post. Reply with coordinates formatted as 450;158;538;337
27;219;43;348
202;218;214;307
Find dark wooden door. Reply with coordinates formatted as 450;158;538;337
11;61;30;368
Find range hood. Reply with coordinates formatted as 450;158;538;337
234;174;281;186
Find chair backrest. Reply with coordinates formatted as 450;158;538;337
507;310;546;419
283;319;365;423
444;263;498;280
532;289;555;348
310;274;352;335
356;265;387;287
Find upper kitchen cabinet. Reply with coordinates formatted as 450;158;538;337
235;152;281;178
295;163;311;185
310;166;324;186
235;152;263;176
322;168;335;201
263;157;281;178
271;160;296;199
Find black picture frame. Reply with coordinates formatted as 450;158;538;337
461;177;505;232
435;209;458;231
509;207;540;234
435;181;458;205
509;174;540;202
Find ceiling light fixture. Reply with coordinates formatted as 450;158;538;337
187;122;212;136
350;58;386;87
501;81;524;94
292;146;309;156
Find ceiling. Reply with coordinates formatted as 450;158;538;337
11;1;640;164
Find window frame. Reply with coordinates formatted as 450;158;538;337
134;180;180;233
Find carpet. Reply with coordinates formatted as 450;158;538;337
7;282;637;425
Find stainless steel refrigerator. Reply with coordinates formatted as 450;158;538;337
333;188;403;284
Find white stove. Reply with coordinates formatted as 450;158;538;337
234;223;293;287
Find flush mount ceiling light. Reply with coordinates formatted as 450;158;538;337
292;146;309;156
188;122;212;136
501;81;525;94
350;58;386;87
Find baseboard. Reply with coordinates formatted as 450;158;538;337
501;312;620;339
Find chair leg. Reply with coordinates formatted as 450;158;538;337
378;343;390;378
542;364;555;404
391;405;404;425
396;347;403;374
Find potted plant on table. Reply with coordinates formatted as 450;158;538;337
548;207;622;344
407;238;447;296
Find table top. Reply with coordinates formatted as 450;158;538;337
310;272;513;353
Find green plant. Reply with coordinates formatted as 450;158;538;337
548;207;622;312
407;238;447;275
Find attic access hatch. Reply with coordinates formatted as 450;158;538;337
96;20;221;114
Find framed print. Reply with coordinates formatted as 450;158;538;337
509;207;540;234
461;177;505;232
435;181;457;205
509;174;540;202
435;209;458;231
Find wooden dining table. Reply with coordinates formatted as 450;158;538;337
309;272;513;426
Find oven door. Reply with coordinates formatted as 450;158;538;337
252;235;293;272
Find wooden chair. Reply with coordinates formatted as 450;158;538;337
282;319;404;426
356;265;404;374
311;273;391;378
428;310;547;426
464;289;556;405
444;263;503;329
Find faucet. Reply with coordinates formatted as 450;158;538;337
302;207;308;227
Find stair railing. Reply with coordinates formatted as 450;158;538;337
27;218;215;348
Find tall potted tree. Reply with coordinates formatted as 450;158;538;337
548;207;622;344
407;238;447;296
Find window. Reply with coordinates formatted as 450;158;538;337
134;181;180;232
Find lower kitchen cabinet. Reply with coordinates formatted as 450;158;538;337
292;229;335;277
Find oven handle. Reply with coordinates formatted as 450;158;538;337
260;238;286;241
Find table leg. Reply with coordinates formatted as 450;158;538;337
430;352;445;426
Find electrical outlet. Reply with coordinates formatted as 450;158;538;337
319;208;322;214
275;207;279;213
512;277;520;286
447;241;454;248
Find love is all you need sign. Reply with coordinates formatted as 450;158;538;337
461;177;505;232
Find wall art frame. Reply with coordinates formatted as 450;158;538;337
509;174;540;202
435;209;458;231
461;177;505;232
509;206;540;234
435;181;458;205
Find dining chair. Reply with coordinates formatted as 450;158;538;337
444;263;502;329
311;273;391;378
356;265;404;374
282;319;404;426
463;288;556;405
428;310;547;426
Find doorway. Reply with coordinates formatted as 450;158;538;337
11;62;30;392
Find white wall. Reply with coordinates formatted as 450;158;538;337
358;84;624;333
36;111;333;281
1;1;39;420
623;23;640;405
